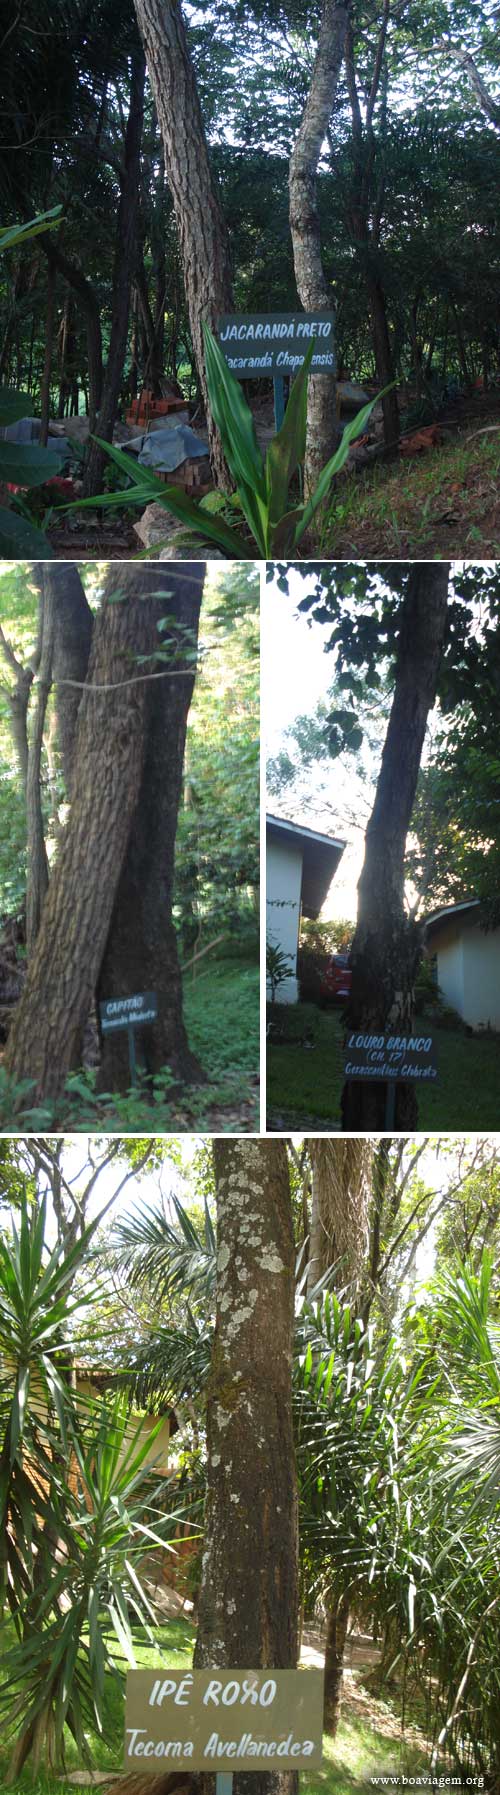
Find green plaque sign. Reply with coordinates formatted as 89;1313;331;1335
125;1668;324;1772
217;312;335;376
344;1032;437;1083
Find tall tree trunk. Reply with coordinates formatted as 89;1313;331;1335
40;242;103;432
195;1138;299;1795
25;582;54;952
366;266;399;448
83;45;146;497
342;564;450;1129
29;563;94;798
323;1592;350;1736
0;627;34;790
307;1140;372;1296
39;262;56;446
97;564;205;1090
132;0;233;489
4;581;158;1109
289;0;349;495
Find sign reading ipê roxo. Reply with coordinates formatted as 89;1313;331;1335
344;1032;437;1082
125;1668;324;1772
217;312;335;376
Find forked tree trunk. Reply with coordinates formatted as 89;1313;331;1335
5;582;157;1108
97;564;206;1090
132;0;233;489
83;44;146;497
341;563;450;1129
323;1592;350;1736
195;1138;299;1795
289;0;349;494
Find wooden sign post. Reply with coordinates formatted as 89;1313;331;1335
344;1030;438;1129
125;1666;325;1781
217;312;336;433
99;991;158;1087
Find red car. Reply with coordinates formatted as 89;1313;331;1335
319;952;352;1005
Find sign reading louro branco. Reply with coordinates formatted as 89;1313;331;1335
344;1032;437;1083
218;312;335;376
125;1668;324;1772
99;992;158;1032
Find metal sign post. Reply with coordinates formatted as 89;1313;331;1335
216;1776;234;1795
99;992;158;1089
273;375;286;431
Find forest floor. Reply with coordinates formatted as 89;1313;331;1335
39;398;500;562
0;1614;433;1795
0;958;259;1134
322;422;500;559
267;1002;500;1131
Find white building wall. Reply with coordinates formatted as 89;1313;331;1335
462;925;500;1029
266;836;303;1002
432;926;465;1018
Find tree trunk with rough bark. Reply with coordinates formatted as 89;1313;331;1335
307;1139;372;1297
289;0;349;495
323;1593;350;1736
83;45;146;497
97;563;205;1091
25;582;54;952
195;1137;299;1795
132;0;233;489
29;564;94;799
342;563;450;1129
5;582;157;1107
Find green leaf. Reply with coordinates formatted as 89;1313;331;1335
265;344;312;521
0;207;63;253
0;506;55;557
294;390;392;545
0;441;65;488
0;388;39;426
203;323;266;499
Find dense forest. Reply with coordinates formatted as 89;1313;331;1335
1;1133;500;1792
0;560;259;1129
0;0;499;558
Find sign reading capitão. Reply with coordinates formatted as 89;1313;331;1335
99;992;158;1032
344;1032;437;1082
217;312;335;376
125;1668;324;1772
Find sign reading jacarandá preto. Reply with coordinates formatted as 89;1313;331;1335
344;1032;437;1083
125;1668;325;1772
217;312;336;376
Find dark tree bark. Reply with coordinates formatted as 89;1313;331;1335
5;581;158;1107
132;0;233;489
342;563;450;1129
29;564;94;798
344;11;400;451
39;261;56;446
97;563;206;1090
195;1138;299;1795
289;0;349;494
40;240;103;432
83;44;146;497
25;582;54;953
323;1593;350;1736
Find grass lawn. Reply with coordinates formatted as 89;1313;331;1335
320;427;500;559
267;1003;500;1130
183;954;259;1128
0;1616;431;1795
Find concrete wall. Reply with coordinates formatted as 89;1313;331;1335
431;915;500;1029
266;835;303;1002
462;923;500;1029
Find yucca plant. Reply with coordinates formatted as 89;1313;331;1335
64;326;384;556
0;1193;193;1779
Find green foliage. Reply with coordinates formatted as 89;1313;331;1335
0;1191;191;1777
266;938;294;1001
